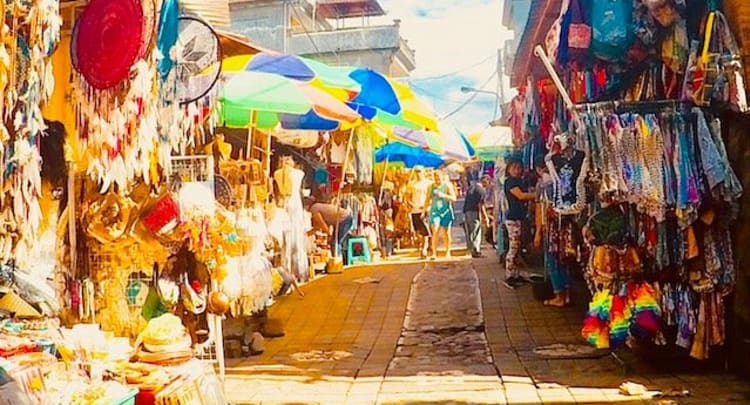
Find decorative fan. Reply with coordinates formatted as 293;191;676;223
214;175;234;207
172;15;222;105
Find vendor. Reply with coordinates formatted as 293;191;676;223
305;197;354;257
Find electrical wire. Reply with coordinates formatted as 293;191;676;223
439;70;497;120
407;53;496;82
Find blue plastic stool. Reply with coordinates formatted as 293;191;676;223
346;236;371;265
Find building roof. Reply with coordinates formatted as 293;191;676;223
316;0;386;19
510;0;562;87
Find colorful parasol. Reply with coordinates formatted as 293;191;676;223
218;71;359;129
391;126;474;161
385;79;439;131
219;54;360;100
375;142;444;168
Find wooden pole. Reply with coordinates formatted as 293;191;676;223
377;155;390;205
533;45;576;118
332;127;356;258
246;110;254;160
67;170;76;277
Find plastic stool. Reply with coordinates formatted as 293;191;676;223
346;236;371;265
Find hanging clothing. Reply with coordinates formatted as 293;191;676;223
550;149;586;210
510;93;528;147
353;129;374;184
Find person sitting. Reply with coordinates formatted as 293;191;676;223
306;197;354;257
463;176;489;258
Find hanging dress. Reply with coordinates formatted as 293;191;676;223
275;168;310;283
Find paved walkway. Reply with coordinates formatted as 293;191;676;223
224;244;750;404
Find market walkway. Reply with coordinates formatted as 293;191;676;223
224;249;750;404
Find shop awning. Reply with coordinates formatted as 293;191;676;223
315;0;386;19
216;31;276;57
510;0;562;87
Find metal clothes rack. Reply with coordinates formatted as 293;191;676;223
573;99;693;114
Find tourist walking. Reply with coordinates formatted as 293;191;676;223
428;170;457;259
404;166;433;258
463;176;489;258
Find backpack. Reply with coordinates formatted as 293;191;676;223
591;0;634;62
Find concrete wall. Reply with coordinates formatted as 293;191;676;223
230;1;287;51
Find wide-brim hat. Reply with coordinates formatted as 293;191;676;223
74;0;145;89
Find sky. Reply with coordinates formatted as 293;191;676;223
375;0;516;133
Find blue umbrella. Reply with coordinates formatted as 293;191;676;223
375;142;444;168
349;68;401;116
456;130;476;158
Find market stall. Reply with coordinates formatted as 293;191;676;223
0;0;448;401
513;0;748;359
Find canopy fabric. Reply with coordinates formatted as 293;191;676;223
297;84;360;123
349;68;401;116
219;54;359;96
220;71;311;114
391;126;474;162
388;80;439;131
246;53;316;81
375;142;444;168
218;71;358;129
298;57;360;90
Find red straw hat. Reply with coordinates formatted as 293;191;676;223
74;0;144;89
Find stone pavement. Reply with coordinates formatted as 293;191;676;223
224;245;750;404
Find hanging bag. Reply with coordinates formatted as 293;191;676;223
544;0;570;65
590;0;634;62
686;11;748;112
564;0;591;64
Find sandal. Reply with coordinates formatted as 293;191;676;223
543;299;566;308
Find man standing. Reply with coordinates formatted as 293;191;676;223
404;166;433;258
463;176;489;258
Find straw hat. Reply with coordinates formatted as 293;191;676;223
74;0;145;89
0;291;42;318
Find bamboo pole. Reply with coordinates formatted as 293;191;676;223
332;127;356;258
533;45;577;118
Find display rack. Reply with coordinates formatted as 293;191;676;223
169;155;226;382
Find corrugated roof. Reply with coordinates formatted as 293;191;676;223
181;0;231;29
510;0;562;87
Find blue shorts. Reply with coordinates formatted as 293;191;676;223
429;210;454;228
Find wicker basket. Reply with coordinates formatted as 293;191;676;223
723;0;750;95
